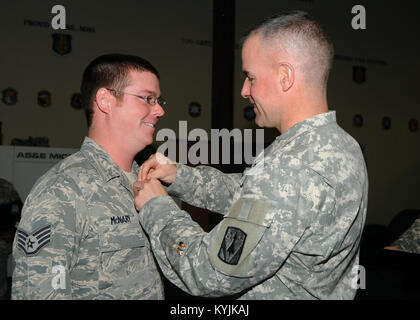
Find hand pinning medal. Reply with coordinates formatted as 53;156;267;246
133;180;144;194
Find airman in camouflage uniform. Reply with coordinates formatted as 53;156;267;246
0;240;9;299
12;54;166;299
0;178;22;300
134;11;368;299
391;218;420;254
0;178;21;207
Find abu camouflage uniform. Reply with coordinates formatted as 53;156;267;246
139;111;368;299
392;218;420;254
12;137;164;299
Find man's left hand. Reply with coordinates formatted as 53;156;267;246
133;178;168;211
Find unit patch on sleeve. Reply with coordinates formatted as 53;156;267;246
218;226;247;265
16;225;51;256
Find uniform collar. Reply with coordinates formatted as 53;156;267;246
277;111;336;143
80;137;139;184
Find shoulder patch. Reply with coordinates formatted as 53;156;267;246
16;225;51;256
209;198;273;277
218;226;247;265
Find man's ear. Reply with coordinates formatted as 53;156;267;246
94;88;114;114
277;62;295;92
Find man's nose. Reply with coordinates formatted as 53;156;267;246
241;78;250;99
153;103;165;118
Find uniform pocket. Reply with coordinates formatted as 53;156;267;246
98;221;145;277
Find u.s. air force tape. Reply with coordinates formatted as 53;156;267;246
16;225;51;256
209;198;271;277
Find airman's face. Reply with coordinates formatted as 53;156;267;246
113;70;165;151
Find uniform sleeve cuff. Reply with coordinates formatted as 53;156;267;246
138;195;181;235
165;163;195;197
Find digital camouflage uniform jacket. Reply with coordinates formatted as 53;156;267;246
392;218;420;254
12;137;164;299
139;111;368;299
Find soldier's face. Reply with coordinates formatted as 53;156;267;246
113;70;165;151
241;34;282;129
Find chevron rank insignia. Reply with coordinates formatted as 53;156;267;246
16;225;51;256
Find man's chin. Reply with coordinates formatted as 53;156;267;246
254;117;264;128
143;136;154;146
254;118;275;129
135;136;153;150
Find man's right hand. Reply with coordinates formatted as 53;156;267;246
138;153;177;185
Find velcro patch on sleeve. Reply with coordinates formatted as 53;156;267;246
209;198;271;277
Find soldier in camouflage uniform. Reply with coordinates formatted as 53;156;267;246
388;218;420;254
0;178;22;300
12;54;166;299
133;11;369;299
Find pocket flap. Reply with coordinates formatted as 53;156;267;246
99;223;145;252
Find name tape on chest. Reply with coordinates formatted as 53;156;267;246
110;215;131;225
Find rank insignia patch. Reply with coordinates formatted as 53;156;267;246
16;225;51;256
218;227;247;265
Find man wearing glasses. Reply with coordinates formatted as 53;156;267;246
12;54;166;299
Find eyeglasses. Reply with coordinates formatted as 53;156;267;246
106;88;166;107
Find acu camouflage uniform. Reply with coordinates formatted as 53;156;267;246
392;218;420;254
139;111;368;299
12;137;164;299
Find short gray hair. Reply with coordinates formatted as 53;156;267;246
244;11;334;89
